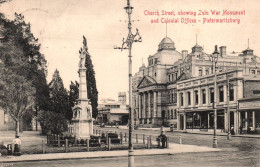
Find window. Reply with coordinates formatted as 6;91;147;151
210;88;214;103
180;93;184;106
194;90;198;105
229;85;234;101
171;110;174;119
251;70;255;74
168;75;171;82
257;70;260;75
155;58;158;64
202;89;206;104
154;72;157;77
205;69;209;75
219;86;224;102
187;92;191;105
168;91;172;103
199;69;202;76
173;89;177;103
174;110;177;119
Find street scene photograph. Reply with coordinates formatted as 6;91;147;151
0;0;260;166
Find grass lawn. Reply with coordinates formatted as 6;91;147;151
0;130;158;156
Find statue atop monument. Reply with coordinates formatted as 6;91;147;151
79;36;88;68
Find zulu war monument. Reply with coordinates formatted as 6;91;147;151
71;38;93;139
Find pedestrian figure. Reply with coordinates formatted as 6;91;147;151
13;135;21;156
157;129;167;148
239;125;243;135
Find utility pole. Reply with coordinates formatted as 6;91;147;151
227;74;231;140
211;45;219;148
114;0;142;166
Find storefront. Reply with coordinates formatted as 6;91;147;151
238;98;260;134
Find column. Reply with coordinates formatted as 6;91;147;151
142;93;145;124
183;90;187;107
191;89;194;107
183;112;187;131
207;113;210;129
206;86;209;105
224;84;227;103
177;91;180;108
234;111;238;134
245;111;248;130
198;87;202;106
153;91;157;124
252;111;255;130
177;112;180;130
147;92;151;124
138;94;141;124
238;111;241;128
224;109;228;132
158;91;162;117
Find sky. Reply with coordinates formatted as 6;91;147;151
1;0;260;101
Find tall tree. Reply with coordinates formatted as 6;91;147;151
69;81;79;109
81;36;98;119
0;13;50;116
0;66;35;137
49;69;72;120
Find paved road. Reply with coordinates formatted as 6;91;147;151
10;150;259;167
7;127;260;167
96;127;260;151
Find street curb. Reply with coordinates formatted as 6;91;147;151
170;131;260;139
0;149;175;163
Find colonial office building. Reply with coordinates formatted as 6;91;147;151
132;36;260;134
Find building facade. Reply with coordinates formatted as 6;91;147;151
132;36;260;134
97;93;129;125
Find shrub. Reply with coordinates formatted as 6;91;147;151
37;110;68;135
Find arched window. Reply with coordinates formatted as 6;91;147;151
180;93;184;106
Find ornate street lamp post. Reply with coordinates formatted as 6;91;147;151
114;0;142;166
210;45;219;148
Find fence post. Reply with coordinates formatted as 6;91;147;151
46;135;48;145
149;135;152;147
143;134;145;144
166;137;169;149
74;136;77;145
106;134;109;145
125;133;127;142
136;134;138;143
65;139;68;152
86;139;89;152
120;132;123;144
179;136;182;144
42;140;45;154
58;135;60;147
147;137;150;149
108;138;111;151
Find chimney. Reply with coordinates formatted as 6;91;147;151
182;50;188;59
219;46;226;57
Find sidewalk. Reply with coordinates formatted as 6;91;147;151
0;143;221;163
133;127;260;139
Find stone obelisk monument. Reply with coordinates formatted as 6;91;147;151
71;38;93;139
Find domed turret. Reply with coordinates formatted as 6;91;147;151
158;37;175;51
